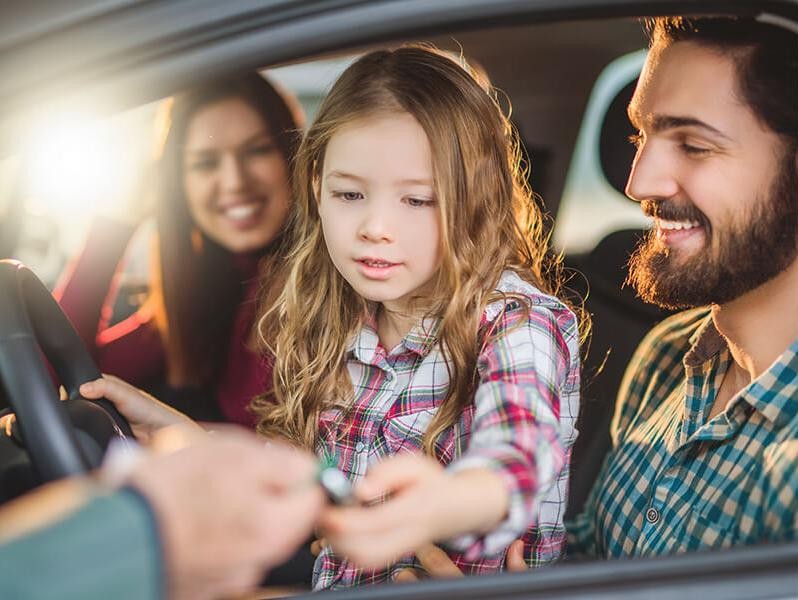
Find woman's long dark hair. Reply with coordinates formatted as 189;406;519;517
152;72;302;387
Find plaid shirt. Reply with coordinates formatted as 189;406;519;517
313;271;580;590
568;308;798;558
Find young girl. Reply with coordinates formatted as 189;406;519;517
253;46;582;590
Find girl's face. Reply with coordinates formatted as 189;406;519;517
319;113;442;314
182;97;291;253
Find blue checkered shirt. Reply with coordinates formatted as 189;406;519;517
568;308;798;557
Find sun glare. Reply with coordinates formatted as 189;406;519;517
23;113;133;224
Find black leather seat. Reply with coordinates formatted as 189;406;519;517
565;77;675;519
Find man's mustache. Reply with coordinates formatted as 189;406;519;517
640;199;709;228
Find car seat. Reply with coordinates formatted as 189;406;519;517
564;78;675;520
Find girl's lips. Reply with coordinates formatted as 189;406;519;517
355;258;401;280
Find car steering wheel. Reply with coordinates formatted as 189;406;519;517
0;259;134;498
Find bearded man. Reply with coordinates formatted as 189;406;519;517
567;15;798;558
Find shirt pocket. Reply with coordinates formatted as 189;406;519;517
380;406;470;465
380;408;437;455
675;505;739;551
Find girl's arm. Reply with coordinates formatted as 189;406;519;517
54;217;165;384
321;302;579;567
319;454;510;568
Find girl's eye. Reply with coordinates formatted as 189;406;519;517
405;197;435;208
333;191;364;201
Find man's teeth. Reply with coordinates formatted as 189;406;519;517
225;205;258;220
657;219;701;231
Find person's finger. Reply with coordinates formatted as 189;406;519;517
320;499;405;538
356;454;437;501
1;414;16;437
80;374;143;403
310;538;326;556
149;424;209;454
58;386;68;401
415;544;464;578
505;539;526;572
393;568;422;584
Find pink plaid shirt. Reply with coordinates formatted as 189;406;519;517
313;271;580;590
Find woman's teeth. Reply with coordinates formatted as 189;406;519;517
225;204;259;221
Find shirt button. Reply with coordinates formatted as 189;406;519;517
355;442;366;453
645;507;660;524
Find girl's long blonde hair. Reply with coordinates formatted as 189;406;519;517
253;45;576;454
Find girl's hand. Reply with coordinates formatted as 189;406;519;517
319;454;451;568
79;375;200;443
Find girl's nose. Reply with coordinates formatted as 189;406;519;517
357;205;393;243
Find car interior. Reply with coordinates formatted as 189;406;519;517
0;1;796;598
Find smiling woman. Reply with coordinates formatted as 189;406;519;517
53;72;304;428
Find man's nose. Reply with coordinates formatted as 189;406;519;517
625;141;679;203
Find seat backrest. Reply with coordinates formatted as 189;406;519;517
565;74;676;519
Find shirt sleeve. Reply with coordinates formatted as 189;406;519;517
0;488;164;600
445;301;575;558
53;217;166;383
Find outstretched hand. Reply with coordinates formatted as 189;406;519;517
80;375;200;443
319;454;449;568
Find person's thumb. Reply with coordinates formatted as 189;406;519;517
506;539;526;572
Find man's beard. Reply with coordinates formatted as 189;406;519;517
626;152;798;310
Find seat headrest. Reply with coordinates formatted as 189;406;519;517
598;78;638;197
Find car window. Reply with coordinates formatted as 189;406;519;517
553;49;649;254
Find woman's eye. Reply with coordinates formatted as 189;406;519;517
248;143;278;156
188;159;217;172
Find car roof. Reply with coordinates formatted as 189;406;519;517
0;0;794;155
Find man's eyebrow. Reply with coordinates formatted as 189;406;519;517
627;106;730;140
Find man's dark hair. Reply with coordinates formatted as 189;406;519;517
647;16;797;149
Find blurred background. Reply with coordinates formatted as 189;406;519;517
0;48;649;294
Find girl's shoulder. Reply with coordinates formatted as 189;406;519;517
480;270;581;373
484;270;574;323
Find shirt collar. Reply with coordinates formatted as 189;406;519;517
347;313;440;363
684;314;798;427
